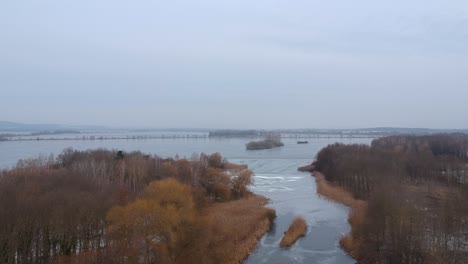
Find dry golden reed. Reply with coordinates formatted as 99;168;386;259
279;217;307;248
313;172;367;259
181;194;276;264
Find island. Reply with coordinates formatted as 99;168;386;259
246;135;284;150
279;217;307;248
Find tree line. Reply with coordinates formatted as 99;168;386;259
0;149;259;264
313;133;468;264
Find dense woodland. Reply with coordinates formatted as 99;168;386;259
0;149;274;264
313;134;468;264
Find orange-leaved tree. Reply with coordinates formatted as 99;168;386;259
106;179;196;264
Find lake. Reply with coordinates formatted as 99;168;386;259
0;136;372;263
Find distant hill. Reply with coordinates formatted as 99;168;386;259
0;121;63;132
211;127;468;137
352;127;468;135
0;121;107;132
275;127;468;135
0;121;210;133
2;121;467;135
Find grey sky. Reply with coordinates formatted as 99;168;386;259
1;0;467;129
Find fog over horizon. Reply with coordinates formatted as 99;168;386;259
1;0;468;129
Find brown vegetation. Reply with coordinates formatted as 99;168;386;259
0;149;275;264
313;172;366;209
311;134;468;264
313;172;366;259
279;217;307;248
181;195;275;264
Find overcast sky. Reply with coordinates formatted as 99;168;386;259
1;0;467;129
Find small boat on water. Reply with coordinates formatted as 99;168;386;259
297;141;308;144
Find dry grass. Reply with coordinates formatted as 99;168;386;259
179;194;275;264
339;234;362;260
279;217;307;248
313;172;367;259
313;172;365;209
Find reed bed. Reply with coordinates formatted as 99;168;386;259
279;217;307;248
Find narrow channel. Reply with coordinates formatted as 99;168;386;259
239;139;371;264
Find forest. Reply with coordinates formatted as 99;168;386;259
313;133;468;264
0;149;275;264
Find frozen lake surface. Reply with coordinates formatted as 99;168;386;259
0;136;371;263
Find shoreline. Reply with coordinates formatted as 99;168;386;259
311;171;367;261
197;194;275;264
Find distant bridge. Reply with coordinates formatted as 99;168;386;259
2;133;385;142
